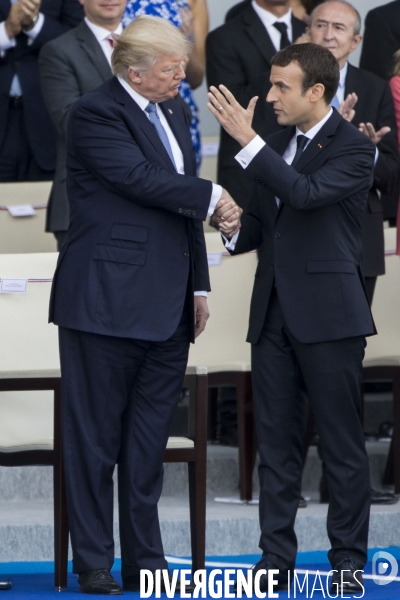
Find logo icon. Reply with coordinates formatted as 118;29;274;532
372;551;398;585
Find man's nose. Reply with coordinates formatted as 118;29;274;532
177;64;186;79
324;24;335;39
266;90;276;103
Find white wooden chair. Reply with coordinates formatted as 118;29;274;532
0;253;208;587
0;182;57;253
188;232;258;500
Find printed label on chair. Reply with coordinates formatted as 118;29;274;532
0;279;28;293
7;204;36;217
207;253;222;267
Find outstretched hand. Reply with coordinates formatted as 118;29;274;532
358;122;391;146
338;93;358;122
207;85;258;148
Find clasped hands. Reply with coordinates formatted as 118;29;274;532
211;190;243;238
338;93;390;145
5;0;41;38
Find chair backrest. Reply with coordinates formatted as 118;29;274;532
363;227;400;363
188;233;257;370
0;182;57;253
0;252;59;377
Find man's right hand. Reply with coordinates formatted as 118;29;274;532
211;189;242;238
5;1;24;38
338;93;358;122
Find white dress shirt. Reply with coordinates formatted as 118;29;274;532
226;108;333;250
251;1;293;51
118;77;222;296
84;17;123;66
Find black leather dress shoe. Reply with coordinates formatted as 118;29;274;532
299;495;307;508
0;579;13;590
320;475;398;505
330;558;364;594
235;556;290;593
78;569;122;595
123;571;191;593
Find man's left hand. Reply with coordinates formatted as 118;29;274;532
20;0;41;28
358;122;391;145
207;85;258;148
194;296;209;339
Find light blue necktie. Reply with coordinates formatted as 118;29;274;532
145;102;177;170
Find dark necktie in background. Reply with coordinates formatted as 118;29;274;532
273;22;291;50
291;135;309;167
145;102;177;170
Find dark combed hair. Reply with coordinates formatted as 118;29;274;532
271;43;339;104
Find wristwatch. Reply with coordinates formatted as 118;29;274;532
22;12;39;32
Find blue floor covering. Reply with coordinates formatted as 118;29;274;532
1;548;400;598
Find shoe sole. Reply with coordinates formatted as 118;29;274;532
80;589;122;595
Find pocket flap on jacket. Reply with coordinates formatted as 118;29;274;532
307;260;356;274
111;224;149;242
93;245;146;265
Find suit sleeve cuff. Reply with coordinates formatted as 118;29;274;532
208;183;222;216
221;230;240;251
235;135;266;169
0;21;16;50
194;291;208;297
374;147;379;165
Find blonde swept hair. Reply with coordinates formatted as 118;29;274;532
112;15;192;80
393;49;400;77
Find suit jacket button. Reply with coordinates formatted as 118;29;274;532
187;209;192;215
275;232;281;239
192;210;196;216
179;208;183;213
183;252;190;258
270;266;274;271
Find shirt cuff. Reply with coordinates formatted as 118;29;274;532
208;184;222;216
194;291;208;297
24;12;44;41
0;21;16;50
235;135;266;169
374;147;379;165
221;230;240;251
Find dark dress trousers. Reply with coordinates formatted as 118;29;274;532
0;0;83;179
206;5;306;210
50;76;212;575
39;19;112;236
344;64;399;296
230;110;376;570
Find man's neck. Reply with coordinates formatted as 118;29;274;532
297;105;331;134
255;0;290;18
86;16;121;33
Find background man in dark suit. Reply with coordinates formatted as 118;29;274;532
208;43;375;594
360;0;400;223
50;15;241;595
360;0;400;82
39;0;126;250
206;0;306;210
0;0;83;181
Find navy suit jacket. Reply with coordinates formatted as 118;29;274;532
0;0;83;171
49;77;212;342
231;109;377;344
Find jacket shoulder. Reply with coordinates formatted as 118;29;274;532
40;25;80;56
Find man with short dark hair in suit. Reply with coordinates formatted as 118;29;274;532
39;0;126;250
208;42;375;595
206;0;306;210
0;0;83;182
50;15;241;595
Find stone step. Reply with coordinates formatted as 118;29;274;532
0;441;391;502
0;497;398;563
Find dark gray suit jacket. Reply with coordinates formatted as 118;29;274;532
39;20;111;233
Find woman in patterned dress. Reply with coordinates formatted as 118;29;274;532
123;0;209;172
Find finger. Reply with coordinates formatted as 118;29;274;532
207;101;224;122
218;84;240;108
247;96;259;117
209;85;230;110
377;126;391;137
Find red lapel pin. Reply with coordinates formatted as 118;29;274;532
318;144;323;148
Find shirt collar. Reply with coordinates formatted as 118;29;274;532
251;1;292;28
339;61;348;89
295;108;333;141
84;17;123;42
117;76;154;112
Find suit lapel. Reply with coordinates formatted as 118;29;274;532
160;101;195;176
293;109;342;173
76;21;112;83
110;78;177;171
243;6;277;67
344;63;359;98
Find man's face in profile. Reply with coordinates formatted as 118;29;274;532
267;61;313;128
131;54;186;103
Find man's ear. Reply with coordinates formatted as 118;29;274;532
309;83;325;103
128;68;142;84
350;33;362;54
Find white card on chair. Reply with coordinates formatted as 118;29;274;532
0;279;28;293
7;205;36;217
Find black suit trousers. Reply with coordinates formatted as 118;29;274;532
252;289;370;571
59;309;190;575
